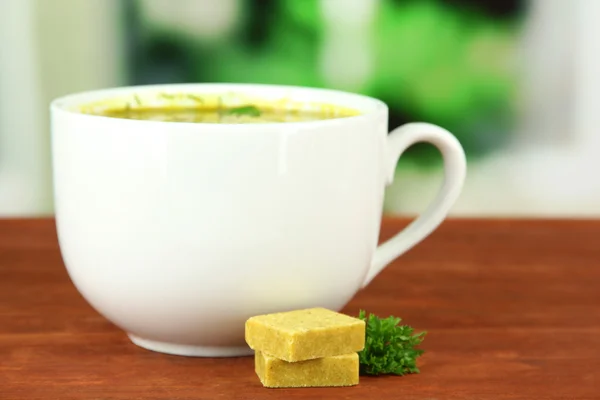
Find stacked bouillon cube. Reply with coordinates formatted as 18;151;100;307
245;308;365;388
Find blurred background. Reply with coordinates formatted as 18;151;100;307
1;0;598;218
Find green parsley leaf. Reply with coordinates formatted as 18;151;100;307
222;105;261;117
358;310;426;376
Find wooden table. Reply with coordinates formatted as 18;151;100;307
1;218;598;399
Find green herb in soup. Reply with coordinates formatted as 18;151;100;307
80;92;361;123
223;105;262;117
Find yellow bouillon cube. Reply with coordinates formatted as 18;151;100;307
245;307;365;362
255;350;359;388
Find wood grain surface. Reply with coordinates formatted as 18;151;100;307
0;218;598;399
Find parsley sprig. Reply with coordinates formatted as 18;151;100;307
223;105;261;117
358;310;426;376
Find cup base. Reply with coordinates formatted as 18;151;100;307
128;334;254;357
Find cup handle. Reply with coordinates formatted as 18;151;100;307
362;122;467;287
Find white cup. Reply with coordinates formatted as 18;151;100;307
51;83;466;357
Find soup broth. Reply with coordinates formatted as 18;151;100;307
81;92;360;124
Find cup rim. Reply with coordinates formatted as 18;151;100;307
50;83;388;129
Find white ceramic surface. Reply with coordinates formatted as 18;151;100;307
51;83;466;357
